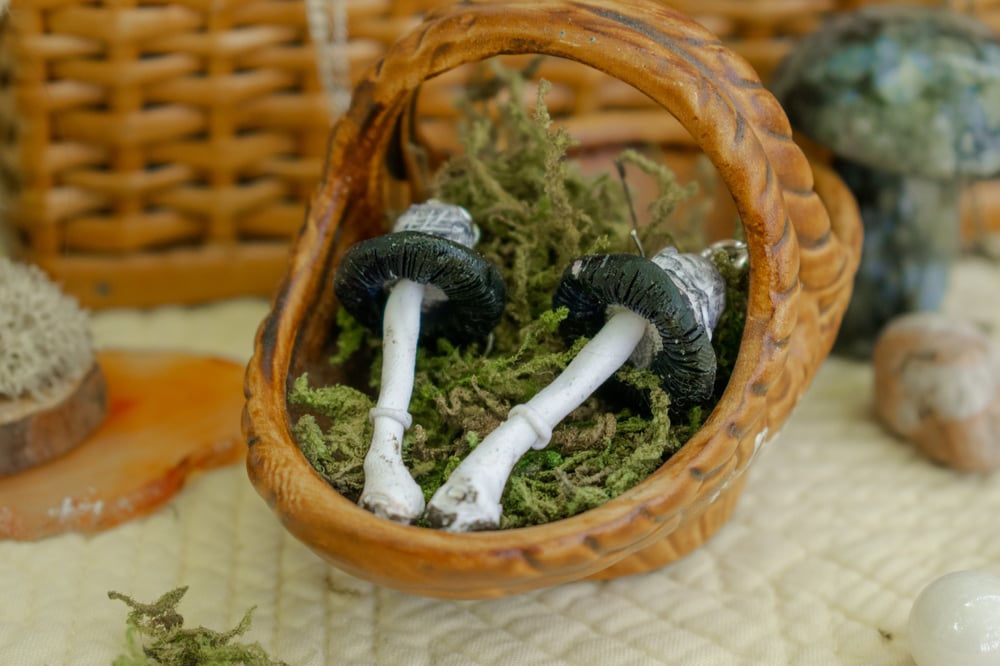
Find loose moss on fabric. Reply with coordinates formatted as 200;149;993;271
109;587;287;666
289;61;747;529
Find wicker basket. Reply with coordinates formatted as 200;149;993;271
1;0;998;307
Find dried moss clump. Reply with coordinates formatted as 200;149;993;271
0;258;94;399
109;587;287;666
290;61;747;528
431;69;697;350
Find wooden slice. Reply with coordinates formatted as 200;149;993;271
0;350;246;541
0;362;108;477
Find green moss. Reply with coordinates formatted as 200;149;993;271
109;587;286;666
433;77;618;348
327;306;368;366
707;248;750;393
287;375;371;497
289;60;747;528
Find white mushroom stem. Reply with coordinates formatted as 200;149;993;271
426;309;649;531
359;277;427;523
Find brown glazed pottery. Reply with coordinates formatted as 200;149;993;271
243;0;862;599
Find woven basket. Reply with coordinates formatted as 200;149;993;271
243;0;863;599
0;0;996;307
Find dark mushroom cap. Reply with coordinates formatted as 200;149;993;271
771;6;1000;179
552;254;717;405
334;231;506;345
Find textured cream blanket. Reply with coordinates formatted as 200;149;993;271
1;259;998;665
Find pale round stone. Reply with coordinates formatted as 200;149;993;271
872;312;1000;471
909;570;1000;666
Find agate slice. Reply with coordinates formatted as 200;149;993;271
0;350;246;540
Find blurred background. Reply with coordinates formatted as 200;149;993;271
0;0;997;311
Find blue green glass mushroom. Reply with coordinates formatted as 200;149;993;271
771;6;1000;357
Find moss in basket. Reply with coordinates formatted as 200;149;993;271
289;62;747;529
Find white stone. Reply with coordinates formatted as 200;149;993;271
908;570;1000;666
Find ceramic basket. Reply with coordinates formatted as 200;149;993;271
243;0;864;599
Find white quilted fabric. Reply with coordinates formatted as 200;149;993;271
1;259;998;665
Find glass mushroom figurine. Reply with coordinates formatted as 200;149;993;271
770;6;1000;356
333;201;506;523
425;246;727;531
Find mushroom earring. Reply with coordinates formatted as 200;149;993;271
334;201;506;523
424;245;730;531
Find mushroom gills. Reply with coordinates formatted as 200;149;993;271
332;201;506;523
424;246;724;532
